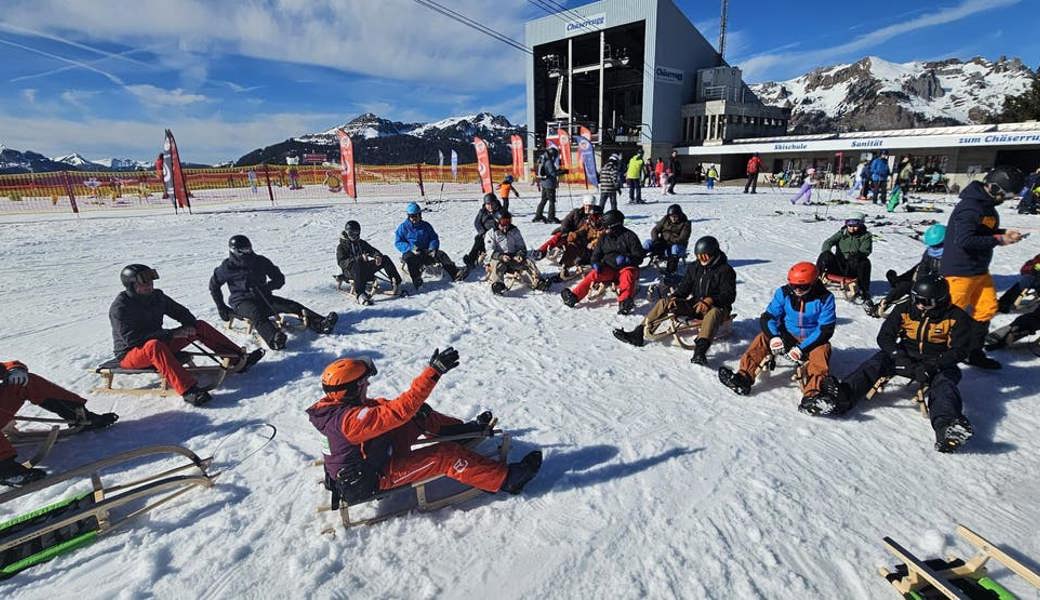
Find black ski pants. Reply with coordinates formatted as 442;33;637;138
666;177;677;195
600;191;617;212
841;350;964;439
871;179;888;204
743;173;758;193
233;295;323;346
464;233;488;266
627;179;642;203
402;250;458;284
343;256;401;291
535;188;557;220
817;250;872;295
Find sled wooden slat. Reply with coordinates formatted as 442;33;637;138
19;426;60;468
957;524;1040;589
880;536;971;600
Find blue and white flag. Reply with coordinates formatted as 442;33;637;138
577;136;598;187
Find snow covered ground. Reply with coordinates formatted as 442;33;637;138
2;182;1039;599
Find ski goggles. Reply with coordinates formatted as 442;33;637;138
791;283;812;294
695;253;713;263
231;246;253;256
910;292;943;310
845;219;864;227
132;269;160;285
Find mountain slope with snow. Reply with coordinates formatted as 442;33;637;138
751;56;1035;133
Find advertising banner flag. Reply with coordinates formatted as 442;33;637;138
336;129;357;200
473;136;493;194
577;135;598;188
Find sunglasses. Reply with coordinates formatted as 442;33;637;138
791;283;812;293
845;221;863;227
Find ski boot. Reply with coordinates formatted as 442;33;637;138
612;326;645;347
182;384;213;407
501;451;543;494
456;265;472;282
718;367;752;396
270;331;288;351
356;292;374;306
935;417;973;453
561;289;578;308
318;312;339;334
491;282;506;296
529;249;543;261
617;298;635;315
0;458;47;487
863;298;884;318
531;215;545;223
534;276;552;291
690;338;710;366
965;348;1001;370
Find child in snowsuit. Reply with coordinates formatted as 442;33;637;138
498;175;519;211
817;212;873;303
483;211;544;294
337;220;403;305
789;168;816;204
642;204;691;274
561;210;644;315
718;262;837;407
868;223;945;317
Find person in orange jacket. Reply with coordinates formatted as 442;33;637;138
1;360;118;486
498;175;520;211
306;347;542;506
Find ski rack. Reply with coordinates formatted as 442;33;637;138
643;312;735;350
868;376;929;417
879;524;1040;599
92;352;236;397
316;426;509;532
0;445;216;578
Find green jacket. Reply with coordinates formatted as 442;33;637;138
626;156;644;180
821;227;872;257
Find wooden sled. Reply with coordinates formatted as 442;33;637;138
879;524;1040;599
644;313;735;350
821;273;858;301
92;352;235;397
0;445;216;578
333;274;402;299
225;311;308;336
868;376;929;417
316;427;509;531
398;260;444;282
1012;288;1038;313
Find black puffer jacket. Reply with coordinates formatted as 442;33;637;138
557;207;589;235
941;181;1005;276
673;251;736;312
878;301;972;369
109;290;197;359
209;253;285;310
473;202;500;234
336;235;384;273
591;227;644;268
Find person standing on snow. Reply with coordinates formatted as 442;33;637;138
307;348;542;507
789;168;816;204
869;150;891;204
666;150;682;195
598;153;622;211
626;150;645;204
706;165;718;191
533;147;565;224
940;166;1026;369
395;202;464;289
744;152;763;194
497;175;520;211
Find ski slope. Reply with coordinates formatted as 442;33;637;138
2;183;1038;599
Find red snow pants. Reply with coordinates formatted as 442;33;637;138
1;374;86;460
538;232;564;254
378;409;507;492
571;265;639;302
119;320;241;395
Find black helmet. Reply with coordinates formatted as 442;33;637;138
693;236;720;258
602;210;624;229
495;210;513;224
983;166;1025;202
910;274;950;315
229;235;253;256
120;263;158;294
546;146;559;156
344;220;361;241
482;192;498;205
667;204;684;217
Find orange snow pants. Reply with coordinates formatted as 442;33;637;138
1;374;86;460
119;320;241;395
946;274;998;323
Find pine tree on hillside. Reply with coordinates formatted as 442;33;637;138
992;67;1040;123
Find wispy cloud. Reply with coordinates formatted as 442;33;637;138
21;88;36;103
10;47;151;83
0;36;126;86
126;84;207;107
738;0;1021;81
0;21;150;66
60;89;99;109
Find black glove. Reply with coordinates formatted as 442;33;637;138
429;347;460;375
415;403;432;421
83;410;119;431
218;305;232;322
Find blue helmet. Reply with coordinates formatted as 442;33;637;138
922;223;946;247
406;202;422;216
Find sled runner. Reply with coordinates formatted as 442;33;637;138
644;313;735;350
821;273;858;301
879;524;1040;599
759;354;807;387
984;323;1039;354
225;310;308;335
0;445;216;579
398;260;443;281
92;351;237;397
2;416;87;470
867;376;929;417
333;274;403;300
317;426;510;531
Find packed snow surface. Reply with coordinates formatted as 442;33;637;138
2;183;1039;599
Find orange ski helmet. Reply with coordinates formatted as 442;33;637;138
321;357;377;400
787;262;818;287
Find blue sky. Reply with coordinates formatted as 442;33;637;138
0;0;1036;163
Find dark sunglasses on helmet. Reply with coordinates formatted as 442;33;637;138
135;269;159;284
911;293;940;310
791;283;812;293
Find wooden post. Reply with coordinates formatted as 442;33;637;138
262;163;275;206
61;171;80;214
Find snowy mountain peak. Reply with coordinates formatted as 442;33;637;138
52;153;100;168
300;112;519;145
750;55;1035;134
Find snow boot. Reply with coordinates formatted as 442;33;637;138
534;276;552;291
491;282;506;296
318;312;339;334
182;385;213;407
985;324;1031;350
531;215;546;223
457;264;472;282
545;217;561;225
690;338;710;366
270;331;288;351
612;326;645;347
718;367;752;396
935;417;973;453
997;283;1022;314
561;289;578;308
237;348;266;373
864;299;884;318
501;451;543;494
529;249;543;261
617;298;635;315
412;277;424;292
965;348;1001;370
0;458;47;487
357;292;373;306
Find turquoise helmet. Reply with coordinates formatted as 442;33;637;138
922;224;946;247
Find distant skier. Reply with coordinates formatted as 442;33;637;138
642;203;691;274
462;194;502;273
483;211;546;295
110;264;264;406
705;165;718;191
395;202;463;290
789;168;816;204
666;150;682;195
598;153;622;211
816;211;874;304
497;175;520;211
561;209;643;315
1;360;118;486
941;166;1026;369
210;235;338;349
811;275;975;453
626;150;645;204
869;150;891;204
533;147;565;224
307;348;542;507
337;220;403;304
718;262;837;408
613;236;736;366
866;223;945;318
744;152;762;194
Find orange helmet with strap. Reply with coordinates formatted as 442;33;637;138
321;357;377;402
787;262;818;287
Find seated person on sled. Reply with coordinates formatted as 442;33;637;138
395;202;464;290
306;348;542;507
642;204;691;274
867;224;945;318
811;275;975;453
996;251;1040;314
462;194;502;274
613;236;736;366
816;212;874;305
561;209;644;315
1;360;117;486
110;264;264;406
535;195;599;259
718;262;836;408
483;211;547;295
211;235;338;350
337;220;403;305
555;206;605;273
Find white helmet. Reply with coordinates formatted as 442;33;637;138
581;194;596;206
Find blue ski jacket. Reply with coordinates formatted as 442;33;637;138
394;219;440;254
870;157;890;182
760;282;837;352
